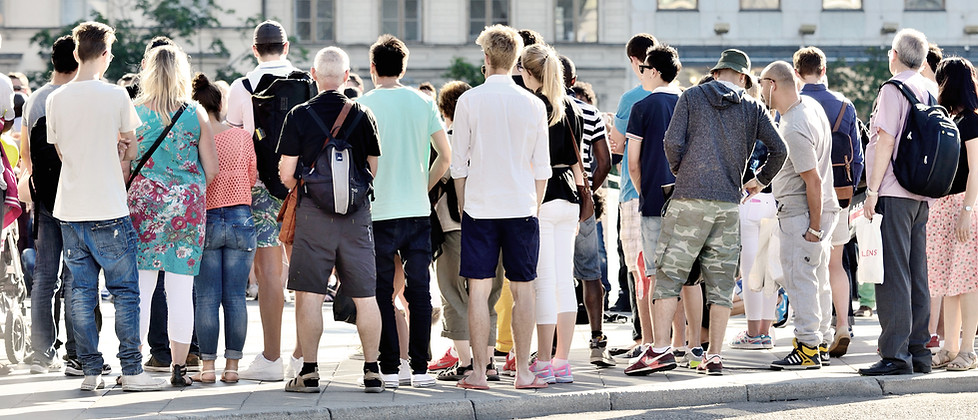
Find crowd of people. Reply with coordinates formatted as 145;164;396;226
1;18;976;394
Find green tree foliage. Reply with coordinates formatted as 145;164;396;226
444;57;485;87
826;47;892;121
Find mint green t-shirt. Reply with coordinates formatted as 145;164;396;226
356;87;444;221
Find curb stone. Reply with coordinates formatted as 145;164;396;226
746;376;881;402
877;374;978;395
609;384;747;409
472;390;610;420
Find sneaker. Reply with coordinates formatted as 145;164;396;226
589;335;616;367
246;283;259;299
185;354;202;372
697;354;724;375
437;362;472;381
686;347;704;369
239;354;284;381
759;334;774;349
285;371;320;393
529;361;556;383
926;335;940;349
411;373;436;388
552;363;574;383
624;346;677;376
80;375;105;391
617;344;646;362
398;359;412;385
501;352;516;377
854;305;874;317
773;289;790;328
64;356;84;376
362;371;385;393
729;330;764;350
143;355;170;372
819;343;831;366
771;339;821;370
381;373;400;388
428;347;458;371
828;328;851;357
121;372;166;391
285;355;303;379
31;358;63;374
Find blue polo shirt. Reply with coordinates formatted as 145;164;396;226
615;85;651;202
799;83;864;188
625;88;680;216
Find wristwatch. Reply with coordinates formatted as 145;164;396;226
966;205;974;212
807;227;824;239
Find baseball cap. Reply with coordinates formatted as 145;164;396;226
254;20;288;45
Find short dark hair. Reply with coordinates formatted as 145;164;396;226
343;87;361;99
72;21;115;63
559;55;576;88
370;34;409;78
645;45;681;83
437;81;472;121
626;33;657;61
936;56;978;114
144;36;175;58
793;46;826;77
571;81;596;106
347;73;363;88
519;29;543;47
255;42;286;57
52;35;79;74
927;43;943;74
192;72;223;117
418;81;435;93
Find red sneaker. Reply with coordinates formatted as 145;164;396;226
925;335;940;349
427;347;458;371
623;346;677;376
502;352;516;377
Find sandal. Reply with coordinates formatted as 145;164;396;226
514;376;548;389
946;352;978;371
221;369;239;383
171;364;193;387
192;370;216;383
285;371;320;393
456;376;489;390
486;363;500;382
932;349;956;368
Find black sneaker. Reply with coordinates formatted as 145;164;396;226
436;362;472;381
144;355;170;372
64;355;84;376
819;343;831;366
362;371;385;393
771;339;821;370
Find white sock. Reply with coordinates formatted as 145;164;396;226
652;346;670;354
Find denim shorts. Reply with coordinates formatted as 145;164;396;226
459;213;539;282
573;215;602;281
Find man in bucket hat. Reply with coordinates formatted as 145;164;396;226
625;49;787;376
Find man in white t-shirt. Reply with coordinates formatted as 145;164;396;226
227;20;302;382
45;21;164;392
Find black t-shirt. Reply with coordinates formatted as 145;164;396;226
277;90;381;171
536;93;584;204
951;111;978;194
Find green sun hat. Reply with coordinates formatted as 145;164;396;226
710;49;751;75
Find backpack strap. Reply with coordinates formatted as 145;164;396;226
882;79;922;106
832;103;847;133
242;78;253;94
304;101;354;170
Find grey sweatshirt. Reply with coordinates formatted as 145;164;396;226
663;81;787;204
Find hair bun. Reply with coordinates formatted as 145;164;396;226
192;72;210;91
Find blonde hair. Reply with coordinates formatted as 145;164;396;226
136;45;191;125
476;24;523;72
521;44;564;126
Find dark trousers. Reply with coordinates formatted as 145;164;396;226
875;196;931;366
148;272;201;364
374;217;432;374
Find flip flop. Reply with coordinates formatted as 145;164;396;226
456;377;489;390
514;376;548;389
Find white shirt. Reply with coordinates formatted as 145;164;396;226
450;75;551;219
226;59;298;134
46;80;141;222
0;74;14;123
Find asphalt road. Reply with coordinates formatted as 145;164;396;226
519;392;978;420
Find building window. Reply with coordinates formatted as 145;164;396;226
905;0;944;10
556;0;598;43
469;0;510;41
382;0;422;42
295;0;335;42
740;0;779;10
657;0;697;10
822;0;862;10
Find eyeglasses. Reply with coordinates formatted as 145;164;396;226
639;64;655;74
760;77;776;84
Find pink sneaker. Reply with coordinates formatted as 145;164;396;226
529;361;555;384
552;363;574;383
502;352;516;377
427;347;458;371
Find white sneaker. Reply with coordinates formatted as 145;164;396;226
31;359;63;374
239;354;284;381
285;355;304;379
381;373;400;389
398;359;412;385
80;375;105;391
411;373;436;388
121;372;165;391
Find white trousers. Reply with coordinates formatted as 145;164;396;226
535;199;580;325
138;270;195;345
739;193;778;321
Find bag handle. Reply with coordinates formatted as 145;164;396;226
127;103;187;190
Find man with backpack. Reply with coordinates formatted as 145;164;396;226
227;20;311;381
861;28;940;376
277;46;384;393
794;46;864;357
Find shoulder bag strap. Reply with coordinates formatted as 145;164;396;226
832;103;847;133
127;103;187;190
568;124;591;193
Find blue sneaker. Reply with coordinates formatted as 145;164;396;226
773;288;790;328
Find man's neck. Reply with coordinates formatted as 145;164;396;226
73;63;102;82
776;93;801;115
52;71;76;85
799;75;821;85
642;79;667;92
373;76;402;89
258;55;286;64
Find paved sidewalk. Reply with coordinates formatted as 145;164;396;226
1;300;976;420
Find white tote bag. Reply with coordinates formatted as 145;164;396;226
855;214;884;284
748;217;783;296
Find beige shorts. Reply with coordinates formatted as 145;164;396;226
619;199;642;272
831;206;850;246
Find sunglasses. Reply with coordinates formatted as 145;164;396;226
639;64;655;74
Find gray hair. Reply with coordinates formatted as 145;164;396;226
313;46;350;83
892;28;928;70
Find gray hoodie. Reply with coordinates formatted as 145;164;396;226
663;80;787;204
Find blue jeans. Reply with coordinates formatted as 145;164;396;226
30;206;72;364
194;205;256;361
373;217;432;374
60;217;143;376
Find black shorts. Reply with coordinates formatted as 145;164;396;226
288;201;376;298
459;213;539;282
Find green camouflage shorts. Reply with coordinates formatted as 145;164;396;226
653;199;740;308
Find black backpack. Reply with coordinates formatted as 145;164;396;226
243;70;317;199
298;102;373;215
28;116;61;212
883;80;961;198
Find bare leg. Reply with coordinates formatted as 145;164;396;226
708;305;732;355
353;297;381;363
536;324;556;362
224;359;239;382
255;246;284;361
453;340;472;366
554;312;576;360
943;295;962;355
681;286;703;347
467;278;492;386
652;297;679;348
582;280;604;332
509;281;537;387
636;270;653;344
672;300;687;349
930;296;944;340
959;291;978;353
295;291;326;363
829;246;851;332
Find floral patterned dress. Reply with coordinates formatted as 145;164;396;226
128;103;206;276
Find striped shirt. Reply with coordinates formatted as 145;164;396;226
573;97;607;184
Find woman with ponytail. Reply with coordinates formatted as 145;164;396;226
191;73;257;383
125;44;218;387
519;43;586;384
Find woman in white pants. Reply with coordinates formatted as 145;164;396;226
519;44;586;384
